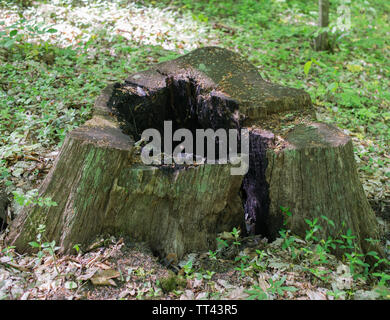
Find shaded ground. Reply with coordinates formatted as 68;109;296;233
1;233;387;300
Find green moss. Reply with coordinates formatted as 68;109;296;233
158;271;187;293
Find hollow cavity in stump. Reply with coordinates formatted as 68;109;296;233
109;75;241;162
108;74;279;239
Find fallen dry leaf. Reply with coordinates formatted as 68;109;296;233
77;268;98;281
90;269;120;286
306;290;327;300
218;231;235;240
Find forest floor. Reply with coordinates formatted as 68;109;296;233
0;0;389;300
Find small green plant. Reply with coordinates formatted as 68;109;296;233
312;244;330;265
64;281;78;290
231;227;241;247
366;249;389;271
72;244;81;255
374;286;390;300
245;285;268;300
344;251;370;280
28;224;60;274
319;236;337;254
340;229;357;251
267;276;298;297
234;255;250;277
279;207;299;259
327;289;346;300
202;270;215;280
276;206;389;292
304;218;322;242
13;190;57;208
279;229;295;251
320;215;335;229
306;266;332;283
1;246;16;259
250;249;268;272
144;282;162;298
280;206;292;226
182;260;194;278
303;58;325;76
216;237;229;249
0;163;12;187
208;249;217;260
371;272;390;299
372;272;390;286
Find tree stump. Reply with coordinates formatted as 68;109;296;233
265;123;379;249
6;47;380;258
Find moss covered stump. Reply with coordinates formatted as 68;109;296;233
6;47;380;258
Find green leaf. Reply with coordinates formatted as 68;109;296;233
327;82;339;93
9;29;18;37
4;39;16;49
304;60;312;76
282;286;299;292
28;241;40;248
355;259;369;267
47;28;57;34
65;281;78;290
366;251;379;258
73;244;81;253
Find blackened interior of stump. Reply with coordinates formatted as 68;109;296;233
108;76;242;160
0;217;6;232
110;77;240;135
108;75;273;240
241;132;271;238
0;193;8;232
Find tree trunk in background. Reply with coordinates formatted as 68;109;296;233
315;0;330;51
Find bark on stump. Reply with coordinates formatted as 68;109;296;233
265;123;379;249
6;47;380;258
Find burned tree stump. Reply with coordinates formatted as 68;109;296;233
7;47;380;258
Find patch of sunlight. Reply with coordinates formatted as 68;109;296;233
0;0;220;51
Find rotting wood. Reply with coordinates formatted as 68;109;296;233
7;47;381;259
